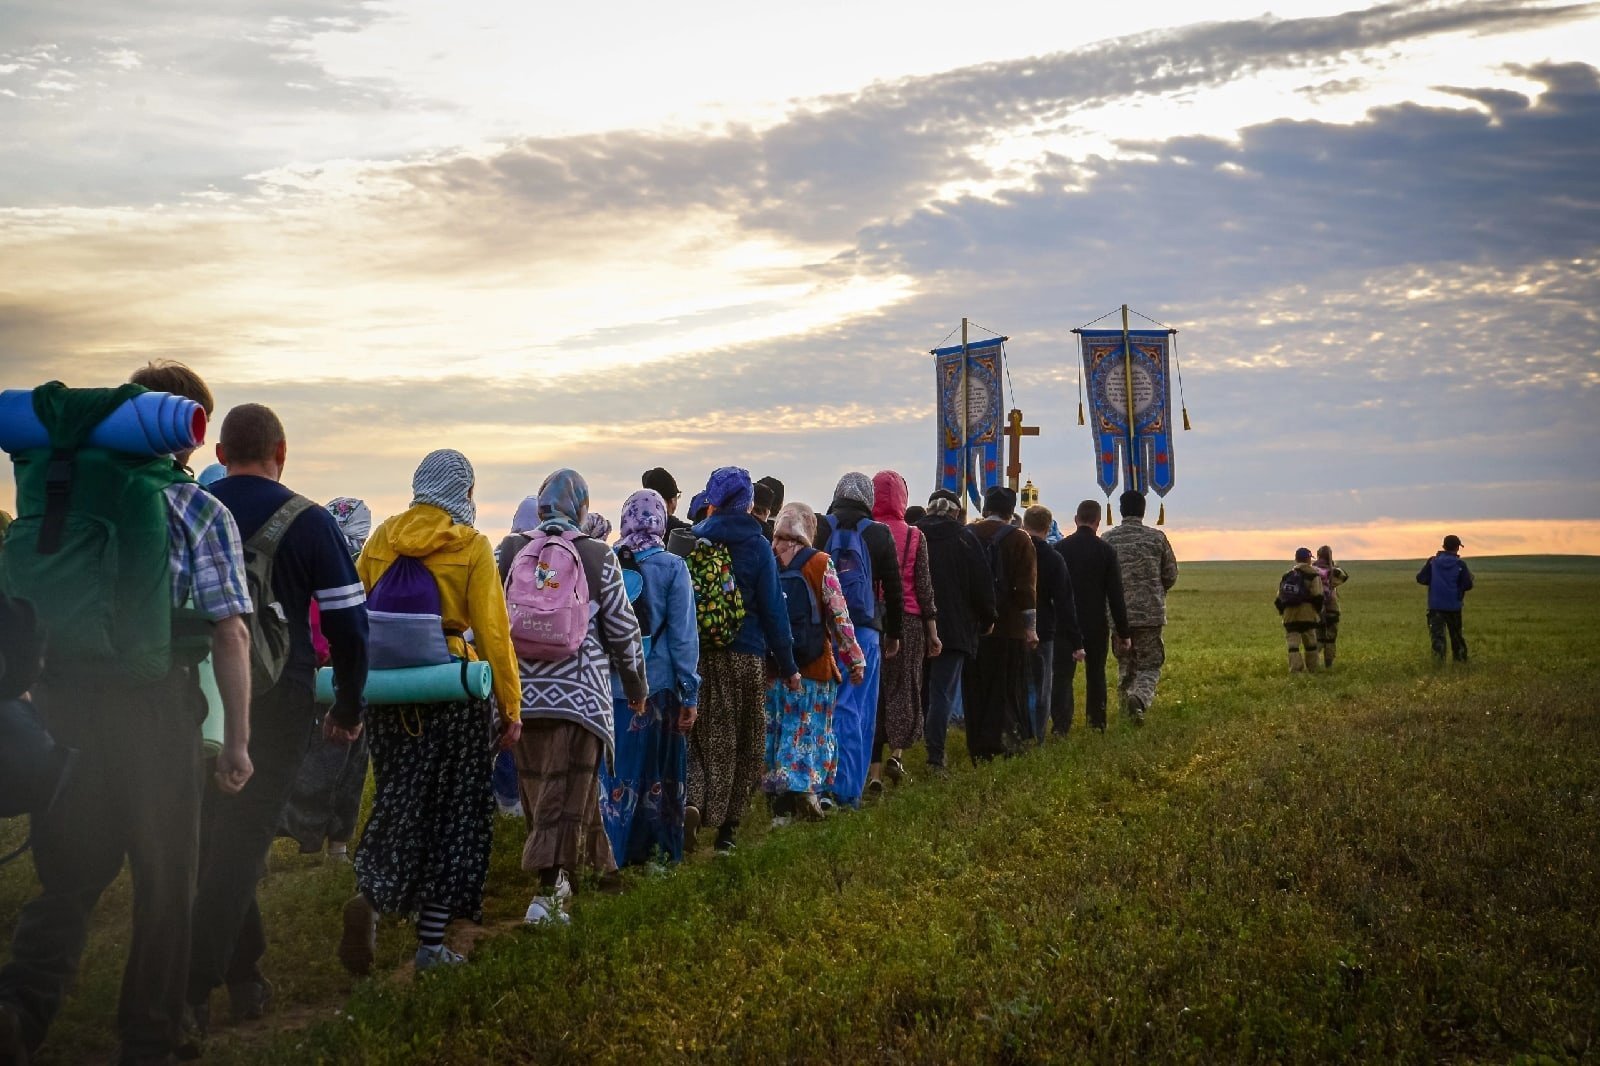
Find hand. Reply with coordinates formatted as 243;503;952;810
1024;632;1040;652
497;718;523;751
628;697;647;715
678;704;698;734
321;711;364;745
785;672;802;693
214;741;253;795
883;638;901;660
1073;648;1087;663
1116;636;1132;654
926;635;943;658
848;663;865;685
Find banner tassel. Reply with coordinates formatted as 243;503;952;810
1157;501;1166;526
1182;405;1192;431
1105;497;1114;526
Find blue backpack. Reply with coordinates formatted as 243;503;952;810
825;514;877;624
778;547;826;667
616;545;663;658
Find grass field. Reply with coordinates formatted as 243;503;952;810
4;556;1598;1063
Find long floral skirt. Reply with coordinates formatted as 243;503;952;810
763;677;838;796
354;698;496;921
515;719;616;876
600;691;687;866
878;621;926;749
686;649;766;830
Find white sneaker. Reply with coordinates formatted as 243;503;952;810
770;815;793;829
554;870;573;902
524;895;571;926
414;944;465;971
496;797;522;818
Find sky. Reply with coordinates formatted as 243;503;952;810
2;0;1598;559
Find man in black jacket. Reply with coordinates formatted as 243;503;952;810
916;491;996;772
1052;499;1130;733
1023;506;1084;744
814;472;903;807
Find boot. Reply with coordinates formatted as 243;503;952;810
1288;649;1305;673
1304;647;1319;672
1322;645;1335;669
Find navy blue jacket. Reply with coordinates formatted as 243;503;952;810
1417;551;1474;611
691;512;799;677
212;475;369;726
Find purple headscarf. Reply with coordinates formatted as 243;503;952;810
581;512;612;542
705;466;753;512
511;495;540;534
618;489;668;553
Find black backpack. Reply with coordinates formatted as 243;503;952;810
981;524;1014;605
1278;568;1309;608
778;547;826;667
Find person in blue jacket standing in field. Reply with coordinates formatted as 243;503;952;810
1417;534;1474;664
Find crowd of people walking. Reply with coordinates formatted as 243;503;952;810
0;363;1470;1066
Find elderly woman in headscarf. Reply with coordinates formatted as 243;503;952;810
339;450;520;973
580;511;612;543
506;469;647;924
597;489;699;867
280;498;375;859
869;470;941;789
812;472;904;810
685;466;799;854
764;503;864;823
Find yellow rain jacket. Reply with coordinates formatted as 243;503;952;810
358;503;520;724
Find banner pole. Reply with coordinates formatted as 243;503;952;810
1121;304;1139;495
960;317;970;507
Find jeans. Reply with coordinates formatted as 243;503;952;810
0;668;203;1059
1427;610;1468;662
1053;628;1111;731
922;650;966;768
1027;640;1054;743
187;680;316;1003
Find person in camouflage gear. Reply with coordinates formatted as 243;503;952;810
1101;491;1178;725
1275;547;1326;673
1313;545;1349;669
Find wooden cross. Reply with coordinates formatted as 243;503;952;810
1004;408;1039;492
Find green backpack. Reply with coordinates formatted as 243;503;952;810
0;383;199;682
685;538;746;651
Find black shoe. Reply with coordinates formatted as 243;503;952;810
228;978;273;1023
865;778;885;798
338;894;378;977
713;824;737;854
0;1002;30;1066
175;1001;207;1061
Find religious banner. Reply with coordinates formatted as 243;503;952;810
1079;329;1175;497
933;337;1005;508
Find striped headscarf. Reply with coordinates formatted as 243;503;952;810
618;489;668;553
412;449;476;527
536;468;589;532
326;497;372;558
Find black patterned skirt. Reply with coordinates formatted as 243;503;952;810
354;698;497;921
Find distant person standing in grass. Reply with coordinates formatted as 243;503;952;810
1052;499;1131;734
1274;548;1326;673
1418;534;1473;664
1314;545;1349;669
1102;490;1178;726
965;486;1038;757
916;492;996;773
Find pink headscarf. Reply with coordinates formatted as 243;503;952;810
871;470;922;615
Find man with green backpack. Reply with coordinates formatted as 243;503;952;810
0;363;254;1066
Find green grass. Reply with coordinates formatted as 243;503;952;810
5;557;1598;1063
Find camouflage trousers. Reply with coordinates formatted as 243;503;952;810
1113;626;1165;714
1285;625;1320;673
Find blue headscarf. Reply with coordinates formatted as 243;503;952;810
705;466;753;513
536;468;589;532
197;463;227;489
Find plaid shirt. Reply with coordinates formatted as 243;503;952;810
165;482;251;621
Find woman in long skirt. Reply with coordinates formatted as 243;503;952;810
868;470;940;791
764;503;864;821
340;450;521;973
599;489;699;866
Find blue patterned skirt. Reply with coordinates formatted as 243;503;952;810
599;691;687;865
763;677;838;796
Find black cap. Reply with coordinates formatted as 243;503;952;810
1443;534;1462;551
641;467;679;500
755;476;785;512
982;485;1018;519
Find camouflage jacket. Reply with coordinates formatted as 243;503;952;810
1102;517;1178;627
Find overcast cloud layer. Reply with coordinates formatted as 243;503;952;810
1;0;1597;557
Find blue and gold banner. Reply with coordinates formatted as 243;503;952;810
1079;329;1175;497
933;338;1004;509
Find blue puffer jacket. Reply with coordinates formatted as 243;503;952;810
1417;551;1474;611
691;512;799;677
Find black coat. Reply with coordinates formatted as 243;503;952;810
1054;525;1130;638
915;514;997;656
815;498;905;639
1031;533;1083;650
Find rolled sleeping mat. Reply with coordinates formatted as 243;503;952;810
0;389;207;457
315;660;493;707
198;657;225;756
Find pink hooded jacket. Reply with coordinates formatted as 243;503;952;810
872;470;922;616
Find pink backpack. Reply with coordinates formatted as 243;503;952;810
505;529;590;661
